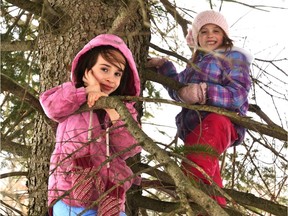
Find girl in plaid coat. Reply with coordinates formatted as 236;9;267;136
147;10;253;206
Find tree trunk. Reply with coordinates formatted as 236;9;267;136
28;0;150;215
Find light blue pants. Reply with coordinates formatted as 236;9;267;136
53;200;127;216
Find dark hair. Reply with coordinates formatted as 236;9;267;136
73;45;133;96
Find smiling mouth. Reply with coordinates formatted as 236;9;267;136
207;41;216;45
101;85;113;91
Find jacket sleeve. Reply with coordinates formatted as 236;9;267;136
109;102;142;160
157;61;189;102
206;51;252;112
39;82;87;122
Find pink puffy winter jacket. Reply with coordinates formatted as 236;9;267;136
40;34;142;214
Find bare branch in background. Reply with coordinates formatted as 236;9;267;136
1;40;36;52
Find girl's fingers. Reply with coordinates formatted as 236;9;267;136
83;69;98;88
83;70;90;83
87;92;107;107
84;69;89;77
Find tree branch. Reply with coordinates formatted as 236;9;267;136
1;73;42;113
130;193;244;215
133;163;287;216
248;104;283;127
1;135;31;158
78;97;229;216
1;73;57;130
5;0;64;28
5;0;43;16
0;171;28;179
1;40;36;51
48;91;286;215
109;1;140;34
159;0;190;37
224;189;287;216
149;42;189;63
142;70;288;141
0;200;25;216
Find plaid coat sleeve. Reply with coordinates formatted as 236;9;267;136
206;51;251;114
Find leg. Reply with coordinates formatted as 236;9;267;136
52;200;97;216
211;164;226;205
52;200;127;216
182;113;238;205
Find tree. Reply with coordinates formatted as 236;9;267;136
1;0;287;216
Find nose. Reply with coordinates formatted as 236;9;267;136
105;74;115;84
207;31;213;37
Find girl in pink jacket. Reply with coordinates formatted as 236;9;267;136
40;34;142;216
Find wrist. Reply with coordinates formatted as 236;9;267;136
85;85;100;94
105;109;120;123
156;58;168;68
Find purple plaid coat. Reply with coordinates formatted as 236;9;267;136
157;46;253;146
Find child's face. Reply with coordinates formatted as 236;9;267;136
90;54;125;95
198;24;224;51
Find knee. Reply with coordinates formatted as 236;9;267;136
203;113;232;131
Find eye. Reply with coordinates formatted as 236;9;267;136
115;71;123;77
199;29;208;35
213;28;222;34
101;67;109;72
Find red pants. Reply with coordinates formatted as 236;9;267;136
182;113;238;206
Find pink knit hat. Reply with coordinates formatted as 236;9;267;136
186;10;229;47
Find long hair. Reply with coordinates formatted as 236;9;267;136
73;45;132;96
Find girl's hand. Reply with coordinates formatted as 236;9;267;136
87;91;107;108
178;83;207;105
146;58;167;69
83;69;105;108
83;69;100;90
105;108;120;123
